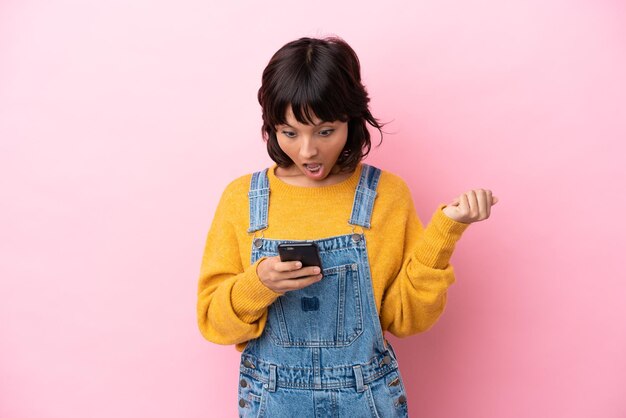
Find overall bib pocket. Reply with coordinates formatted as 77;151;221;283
266;262;363;347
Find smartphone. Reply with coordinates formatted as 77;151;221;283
277;242;322;268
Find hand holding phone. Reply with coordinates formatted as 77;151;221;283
256;242;323;294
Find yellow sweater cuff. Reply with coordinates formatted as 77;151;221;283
231;257;282;323
415;204;470;269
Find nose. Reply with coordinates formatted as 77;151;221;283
299;137;318;159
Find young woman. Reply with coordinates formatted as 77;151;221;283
197;35;497;417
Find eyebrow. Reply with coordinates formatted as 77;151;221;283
280;121;334;128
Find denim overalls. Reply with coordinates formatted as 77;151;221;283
238;165;410;417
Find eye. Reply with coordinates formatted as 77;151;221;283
281;130;296;138
319;129;334;137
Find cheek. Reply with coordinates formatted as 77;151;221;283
337;127;349;148
334;136;349;154
276;138;296;156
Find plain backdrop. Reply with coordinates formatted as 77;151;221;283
1;0;625;417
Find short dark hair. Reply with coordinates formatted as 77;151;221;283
257;36;385;172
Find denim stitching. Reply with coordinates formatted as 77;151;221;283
247;169;269;233
260;265;363;347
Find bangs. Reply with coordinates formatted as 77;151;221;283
266;66;350;128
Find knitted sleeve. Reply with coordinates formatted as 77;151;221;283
379;185;470;337
196;180;282;345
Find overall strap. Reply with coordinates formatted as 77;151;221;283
247;168;270;233
348;164;382;229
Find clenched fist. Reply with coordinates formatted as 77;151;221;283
442;189;498;224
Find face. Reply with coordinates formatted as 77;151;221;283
275;106;349;182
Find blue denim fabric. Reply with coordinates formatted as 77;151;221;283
247;168;270;233
239;165;409;417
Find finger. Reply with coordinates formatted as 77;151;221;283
475;189;488;220
459;192;470;216
465;190;480;221
485;190;492;217
492;196;499;205
274;261;304;273
280;266;322;280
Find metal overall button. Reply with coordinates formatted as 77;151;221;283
240;379;248;387
351;233;362;242
252;230;265;249
243;359;255;369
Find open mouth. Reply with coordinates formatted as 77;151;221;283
304;163;321;173
302;163;325;179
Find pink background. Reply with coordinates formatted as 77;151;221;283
1;0;625;417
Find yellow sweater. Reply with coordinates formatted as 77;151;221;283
197;163;470;352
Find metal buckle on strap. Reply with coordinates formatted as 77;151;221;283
349;224;364;243
251;229;266;248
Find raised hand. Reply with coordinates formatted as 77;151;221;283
442;189;498;224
